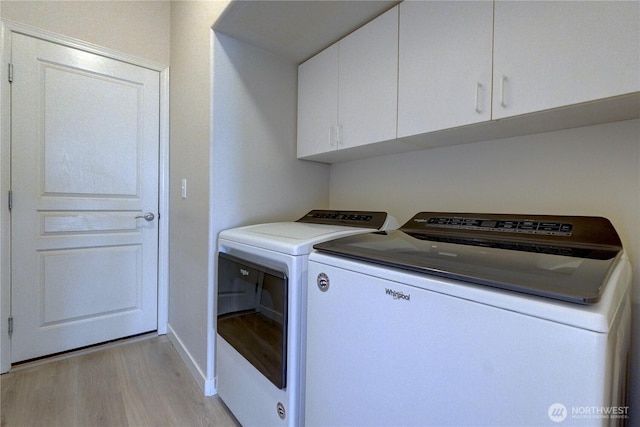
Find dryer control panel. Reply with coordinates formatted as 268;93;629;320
297;210;389;230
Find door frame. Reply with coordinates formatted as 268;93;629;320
0;20;170;372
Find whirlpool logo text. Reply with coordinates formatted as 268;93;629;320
385;288;410;301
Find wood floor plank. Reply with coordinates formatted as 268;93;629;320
1;357;79;426
1;336;240;427
77;349;129;427
116;344;166;426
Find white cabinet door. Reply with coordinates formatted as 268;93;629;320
297;44;339;159
493;1;640;119
398;1;493;138
339;6;398;149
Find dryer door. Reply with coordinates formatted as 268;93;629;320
217;252;288;389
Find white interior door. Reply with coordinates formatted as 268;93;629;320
10;33;160;363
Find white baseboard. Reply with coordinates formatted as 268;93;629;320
167;323;217;396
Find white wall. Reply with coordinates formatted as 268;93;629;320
0;1;170;65
329;118;640;421
211;33;329;228
167;0;229;395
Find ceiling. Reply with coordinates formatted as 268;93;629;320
213;0;400;64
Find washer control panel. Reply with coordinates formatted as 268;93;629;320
423;216;573;236
404;212;622;249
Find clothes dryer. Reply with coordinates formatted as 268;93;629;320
216;210;398;426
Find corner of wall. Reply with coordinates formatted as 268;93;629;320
167;323;217;396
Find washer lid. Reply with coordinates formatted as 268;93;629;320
313;213;623;305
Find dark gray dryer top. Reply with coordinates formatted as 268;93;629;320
313;212;624;304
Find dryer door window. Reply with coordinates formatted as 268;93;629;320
217;252;288;389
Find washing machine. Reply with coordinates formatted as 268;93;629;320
306;212;632;426
216;210;398;426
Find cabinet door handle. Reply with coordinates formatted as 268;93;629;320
500;75;508;108
475;82;482;113
329;126;336;147
336;124;343;147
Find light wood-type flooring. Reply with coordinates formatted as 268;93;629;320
0;335;240;427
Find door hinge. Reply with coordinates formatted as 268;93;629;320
8;317;13;337
8;190;12;211
8;63;13;83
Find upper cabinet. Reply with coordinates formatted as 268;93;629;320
297;6;398;159
397;1;493;138
298;0;639;163
493;1;640;119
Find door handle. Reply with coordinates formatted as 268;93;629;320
135;212;155;221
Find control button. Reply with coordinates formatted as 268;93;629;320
518;221;539;231
538;223;561;232
497;221;518;230
560;224;573;233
